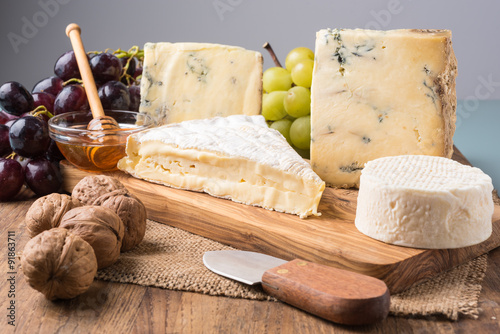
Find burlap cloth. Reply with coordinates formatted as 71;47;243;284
97;218;491;321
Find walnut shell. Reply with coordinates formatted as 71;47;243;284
96;190;147;252
60;206;125;269
25;193;80;238
72;175;125;206
91;189;130;206
21;228;97;300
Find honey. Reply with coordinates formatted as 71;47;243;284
57;142;126;172
48;110;154;172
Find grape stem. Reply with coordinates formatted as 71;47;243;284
117;46;141;85
31;106;54;119
262;42;282;67
63;78;84;86
87;46;144;61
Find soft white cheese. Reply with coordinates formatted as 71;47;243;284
118;115;325;218
355;155;494;249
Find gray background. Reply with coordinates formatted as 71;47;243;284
0;0;499;101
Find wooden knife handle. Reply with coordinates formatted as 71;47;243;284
261;259;390;325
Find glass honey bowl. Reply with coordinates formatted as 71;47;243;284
48;110;154;172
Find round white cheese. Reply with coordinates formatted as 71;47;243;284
355;155;494;249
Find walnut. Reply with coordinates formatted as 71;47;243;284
91;189;130;206
25;193;80;238
60;206;125;269
21;228;97;300
72;175;125;206
95;190;147;252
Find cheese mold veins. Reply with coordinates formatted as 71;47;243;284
310;28;457;188
139;42;263;125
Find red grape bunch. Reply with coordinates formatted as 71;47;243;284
0;81;62;200
0;47;143;201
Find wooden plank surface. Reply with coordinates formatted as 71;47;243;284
60;149;500;293
1;195;500;332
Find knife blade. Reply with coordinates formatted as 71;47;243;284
203;250;390;326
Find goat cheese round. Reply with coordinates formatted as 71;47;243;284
355;155;494;249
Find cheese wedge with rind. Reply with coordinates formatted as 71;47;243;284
355;155;494;249
140;42;263;125
310;28;457;188
118;115;325;218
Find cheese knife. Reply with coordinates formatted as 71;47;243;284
203;250;390;325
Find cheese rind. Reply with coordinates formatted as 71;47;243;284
118;115;325;218
140;42;263;125
355;155;494;249
310;29;457;188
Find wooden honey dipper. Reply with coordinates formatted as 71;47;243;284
65;23;120;132
65;23;125;171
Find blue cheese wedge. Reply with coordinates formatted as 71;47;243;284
140;42;263;125
310;29;457;188
118;115;325;218
355;155;494;249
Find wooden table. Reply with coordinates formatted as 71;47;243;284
1;196;499;333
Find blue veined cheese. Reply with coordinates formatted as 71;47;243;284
140;42;263;125
310;29;457;188
118;115;325;218
355;155;494;249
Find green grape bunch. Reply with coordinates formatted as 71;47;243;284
261;45;314;159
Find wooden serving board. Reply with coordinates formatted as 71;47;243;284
60;149;500;294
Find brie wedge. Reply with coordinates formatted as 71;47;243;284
118;115;325;218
